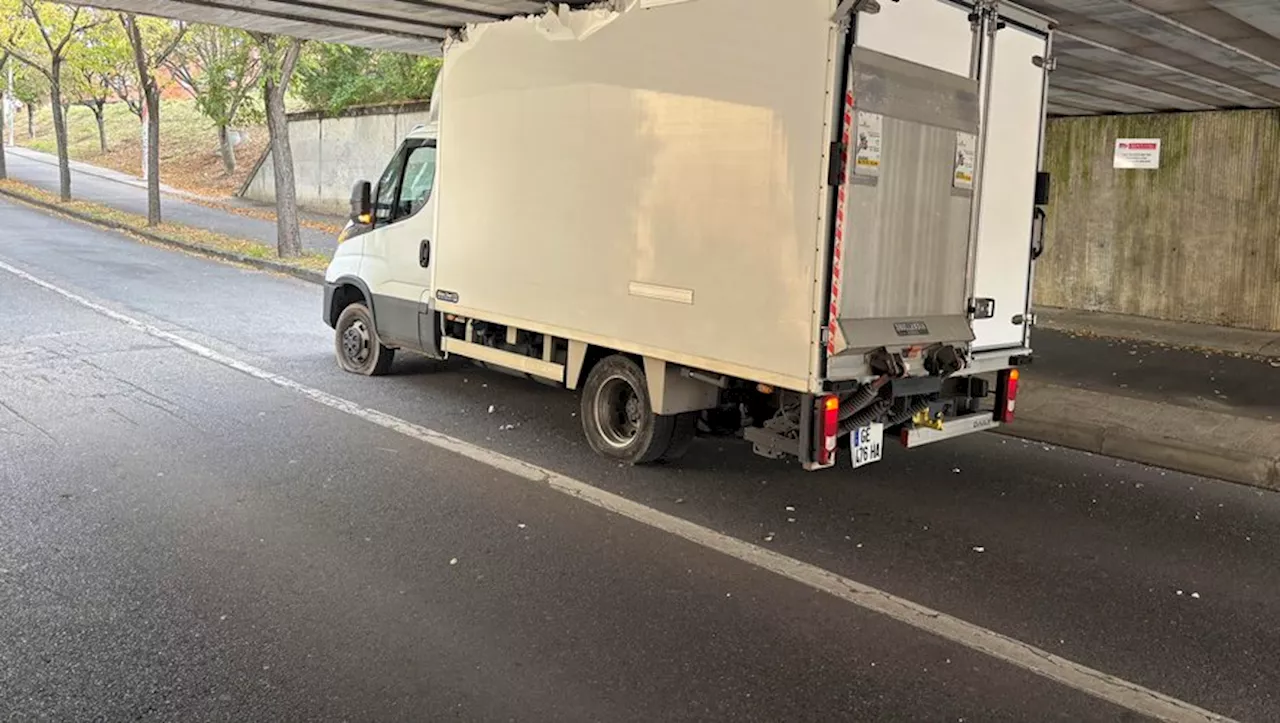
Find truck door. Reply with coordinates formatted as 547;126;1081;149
360;139;441;357
969;15;1051;352
826;0;981;379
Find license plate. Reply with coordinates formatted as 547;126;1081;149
851;423;884;469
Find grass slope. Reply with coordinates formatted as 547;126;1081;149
16;98;268;199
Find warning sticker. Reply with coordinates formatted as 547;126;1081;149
1114;138;1161;169
954;133;976;189
854;112;883;177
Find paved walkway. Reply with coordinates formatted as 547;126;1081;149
1020;308;1280;487
3;146;339;254
1032;308;1280;422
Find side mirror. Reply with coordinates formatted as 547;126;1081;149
350;180;372;224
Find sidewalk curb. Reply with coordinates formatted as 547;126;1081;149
1000;413;1280;491
0;187;325;286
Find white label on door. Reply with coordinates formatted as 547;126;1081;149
854;112;883;177
954;132;977;189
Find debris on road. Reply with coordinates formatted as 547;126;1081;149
972;546;986;553
450;558;459;566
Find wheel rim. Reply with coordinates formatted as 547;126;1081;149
341;318;372;366
594;374;642;449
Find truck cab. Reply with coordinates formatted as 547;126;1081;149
325;124;440;374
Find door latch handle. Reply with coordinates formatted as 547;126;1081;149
420;239;431;268
1030;208;1046;260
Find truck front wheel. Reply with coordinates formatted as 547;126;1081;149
334;303;395;376
581;355;688;464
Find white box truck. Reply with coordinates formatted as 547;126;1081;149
322;0;1054;470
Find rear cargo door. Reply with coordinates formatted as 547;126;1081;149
969;13;1050;351
827;0;980;377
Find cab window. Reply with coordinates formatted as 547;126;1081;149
395;144;437;220
372;140;437;227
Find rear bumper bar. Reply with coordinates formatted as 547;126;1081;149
900;411;1000;449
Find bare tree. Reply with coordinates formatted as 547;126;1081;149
105;66;142;119
0;1;105;201
253;33;304;258
120;13;185;226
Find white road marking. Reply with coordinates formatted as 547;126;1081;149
0;258;1234;723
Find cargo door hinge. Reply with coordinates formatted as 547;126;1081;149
1033;55;1058;71
833;0;881;26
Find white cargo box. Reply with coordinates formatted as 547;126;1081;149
431;0;1050;392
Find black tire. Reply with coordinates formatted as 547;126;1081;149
660;412;699;462
581;355;681;465
334;303;395;376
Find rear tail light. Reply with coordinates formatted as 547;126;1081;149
818;395;840;466
995;369;1019;423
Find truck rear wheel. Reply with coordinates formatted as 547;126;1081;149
581;355;686;464
335;303;395;376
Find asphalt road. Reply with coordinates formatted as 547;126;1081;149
3;198;1279;722
3;148;338;254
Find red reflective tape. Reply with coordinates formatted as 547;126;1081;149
827;89;856;359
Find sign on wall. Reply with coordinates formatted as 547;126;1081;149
1113;138;1161;169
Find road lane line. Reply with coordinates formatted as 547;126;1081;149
0;258;1235;723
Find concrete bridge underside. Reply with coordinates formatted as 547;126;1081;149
66;0;1280;116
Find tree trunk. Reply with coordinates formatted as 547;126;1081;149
26;104;34;139
265;40;303;258
143;87;161;226
218;124;237;176
0;55;7;180
94;102;108;153
124;13;165;226
49;62;72;202
0;89;7;181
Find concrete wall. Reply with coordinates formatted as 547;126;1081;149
1037;110;1280;332
241;102;432;217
